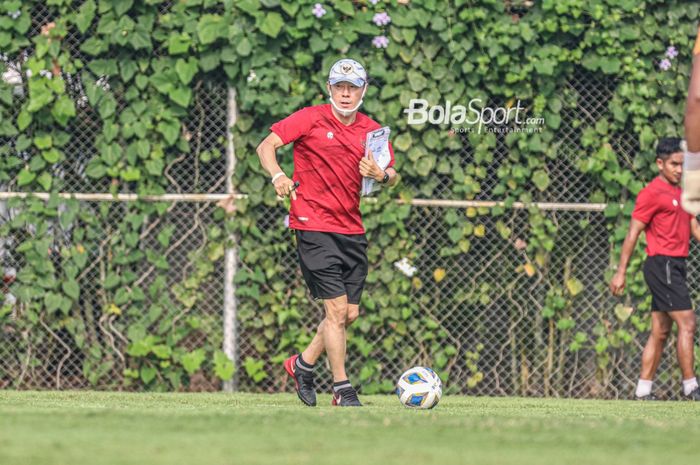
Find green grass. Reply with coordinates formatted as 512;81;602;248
1;392;700;465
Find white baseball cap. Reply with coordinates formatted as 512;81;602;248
328;59;367;87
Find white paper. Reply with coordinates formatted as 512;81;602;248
361;127;391;196
394;257;417;277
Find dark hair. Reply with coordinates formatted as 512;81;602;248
656;137;683;160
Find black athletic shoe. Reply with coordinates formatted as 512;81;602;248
635;393;659;401
332;386;362;407
283;355;316;407
684;387;700;401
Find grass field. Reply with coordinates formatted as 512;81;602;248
1;391;700;465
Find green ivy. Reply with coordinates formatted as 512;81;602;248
1;0;698;394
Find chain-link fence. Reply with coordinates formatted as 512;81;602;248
1;1;232;391
1;200;226;391
229;64;695;400
2;2;695;399
240;203;699;400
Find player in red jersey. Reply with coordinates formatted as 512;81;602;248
610;138;700;400
256;59;398;406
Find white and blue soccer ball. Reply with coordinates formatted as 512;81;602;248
396;366;442;409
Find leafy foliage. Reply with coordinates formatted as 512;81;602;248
1;0;697;393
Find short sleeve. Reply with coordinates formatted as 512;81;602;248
632;188;656;224
270;107;316;145
387;141;395;169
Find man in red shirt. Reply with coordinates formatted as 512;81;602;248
256;59;398;407
610;138;700;400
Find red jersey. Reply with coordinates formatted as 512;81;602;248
632;177;692;257
270;104;395;234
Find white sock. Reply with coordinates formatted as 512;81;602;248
682;377;699;396
635;379;653;398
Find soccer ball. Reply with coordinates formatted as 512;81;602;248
396;366;442;409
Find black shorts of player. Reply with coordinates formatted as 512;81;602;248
295;230;368;305
642;255;693;312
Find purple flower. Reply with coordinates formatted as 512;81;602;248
666;46;678;59
372;35;389;49
312;3;327;18
659;58;672;71
369;0;380;4
373;12;391;26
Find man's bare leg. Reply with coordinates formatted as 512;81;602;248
320;295;349;382
636;312;672;398
301;303;359;364
668;309;699;397
683;26;700;214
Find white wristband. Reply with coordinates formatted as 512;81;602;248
271;172;286;184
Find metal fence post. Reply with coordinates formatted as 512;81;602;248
223;86;238;392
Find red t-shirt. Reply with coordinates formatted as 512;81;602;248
632;177;692;257
270;104;395;234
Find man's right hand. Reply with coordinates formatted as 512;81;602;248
609;271;626;296
273;174;297;200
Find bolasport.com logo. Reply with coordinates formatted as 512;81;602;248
403;98;545;134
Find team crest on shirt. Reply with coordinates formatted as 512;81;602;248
327;131;334;139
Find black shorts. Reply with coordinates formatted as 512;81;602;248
642;255;693;312
295;230;368;305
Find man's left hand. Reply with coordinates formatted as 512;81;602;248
359;153;385;182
